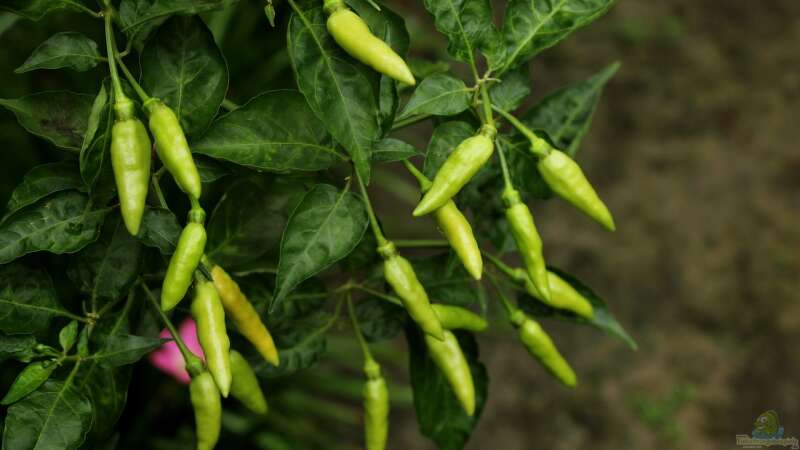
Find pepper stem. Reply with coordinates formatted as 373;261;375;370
354;169;387;246
495;139;515;192
115;53;152;103
346;293;375;364
103;8;126;103
138;279;204;377
491;105;550;158
402;159;432;192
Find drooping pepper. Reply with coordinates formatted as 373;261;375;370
190;371;222;450
110;97;151;236
210;265;280;367
229;350;268;415
536;145;615;231
324;0;415;86
404;160;482;280
514;268;594;319
425;330;475;415
510;310;576;388
503;188;551;302
431;304;488;332
161;214;207;311
192;280;232;397
144;98;202;199
363;359;389;450
378;241;444;341
413;125;497;216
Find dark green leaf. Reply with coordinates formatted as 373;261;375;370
274;184;368;307
254;309;333;379
3;160;83;219
0;263;65;334
0;191;109;264
141;15;228;137
355;297;405;343
522;62;619;156
67;214;142;303
15;32;102;73
423;121;475;179
79;366;130;440
518;267;637;349
398;74;472;120
118;0;238;45
287;5;379;183
79;82;116;201
0;333;38;362
92;334;164;368
0;0;94;20
195;154;230;182
206;176;306;269
193;91;342;171
413;254;481;307
0;91;94;151
498;0;615;73
136;207;181;254
59;321;79;352
489;63;531;112
422;0;501;66
371;138;420;163
2;380;93;450
408;329;487;450
1;361;57;405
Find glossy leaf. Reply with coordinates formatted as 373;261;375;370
489;63;531;112
118;0;238;44
287;5;379;184
59;321;79;352
136;207;181;255
1;361;57;405
93;334;165;368
67;214;142;303
206;177;307;269
0;191;109;264
0;263;65;334
0;0;94;20
398;74;472;120
0;334;38;362
193;91;342;171
356;297;406;343
413;254;483;308
518;267;637;349
141;15;228;137
498;0;615;73
521;62;619;156
0;91;94;151
255;309;333;379
79;82;115;199
4;160;84;219
422;0;501;66
408;329;487;450
2;380;93;450
274;184;368;307
15;32;102;73
371;138;420;163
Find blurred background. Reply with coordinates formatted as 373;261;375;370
1;0;798;449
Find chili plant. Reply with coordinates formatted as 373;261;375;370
0;0;635;449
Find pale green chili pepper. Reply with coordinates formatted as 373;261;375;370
510;310;576;388
514;268;594;319
504;188;551;302
425;330;475;415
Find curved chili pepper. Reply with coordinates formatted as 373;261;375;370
504;188;551;302
230;350;268;415
144;98;201;199
190;371;222;450
424;330;475;415
192;280;232;397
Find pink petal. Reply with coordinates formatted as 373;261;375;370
149;318;205;384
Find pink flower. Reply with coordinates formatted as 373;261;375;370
149;318;205;384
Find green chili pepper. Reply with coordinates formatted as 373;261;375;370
405;161;482;280
510;310;576;388
110;98;152;236
161;221;207;311
514;268;594;319
504;188;551;302
431;304;487;332
537;147;615;231
144;98;201;199
413;125;497;217
190;371;222;450
378;241;444;341
229;350;268;415
211;265;280;366
324;0;415;85
424;330;475;415
192;280;232;397
363;359;389;450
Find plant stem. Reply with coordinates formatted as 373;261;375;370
391;114;431;131
479;82;494;126
138;279;204;376
221;98;240;111
346;293;374;363
355;169;387;245
482;251;517;279
393;239;448;248
402;159;431;191
351;284;403;307
115;54;151;103
486;271;516;316
495;139;514;191
103;8;125;100
151;174;169;209
491;105;549;157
